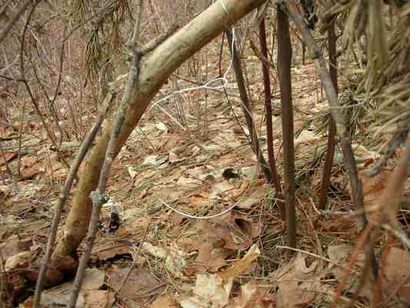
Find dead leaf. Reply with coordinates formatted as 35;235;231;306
155;122;168;132
179;273;233;308
81;290;115;308
151;295;178;308
192;220;261;274
127;165;137;178
142;155;167;167
384;247;410;304
18;156;44;180
108;267;164;305
92;240;132;261
19;166;43;180
231;180;250;199
240;165;259;180
274;253;323;308
0;184;11;202
142;242;167;258
142;242;187;278
326;244;354;282
20;156;38;168
327;244;352;265
176;176;200;187
81;268;106;290
294;130;321;150
39;269;107;307
188;191;210;208
361;170;392;204
49;166;68;181
218;244;260;281
230;279;275;308
0;126;15;138
209;182;235;200
194;211;262;273
0;151;17;166
237;195;263;210
0;235;32;260
5;251;34;270
318;215;355;233
169;151;182;163
195;242;230;272
138;187;150;199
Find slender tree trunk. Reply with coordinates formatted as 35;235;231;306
226;29;273;183
277;4;296;247
258;18;285;219
285;0;378;279
319;20;337;210
47;0;268;285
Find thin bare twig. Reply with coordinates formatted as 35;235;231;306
0;140;17;186
371;235;393;308
368;127;409;177
284;0;377;273
0;250;13;307
319;19;337;210
128;0;143;48
277;3;296;247
0;74;24;82
333;135;410;306
18;0;71;171
226;28;273;182
258;16;285;219
33;91;116;307
0;0;13;17
379;134;410;227
69;2;144;306
331;222;375;307
15;96;26;176
0;0;38;44
69;58;140;308
117;222;150;293
276;245;347;270
49;26;68;147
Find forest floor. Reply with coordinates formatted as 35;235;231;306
1;50;409;307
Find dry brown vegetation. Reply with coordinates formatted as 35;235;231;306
0;0;409;307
